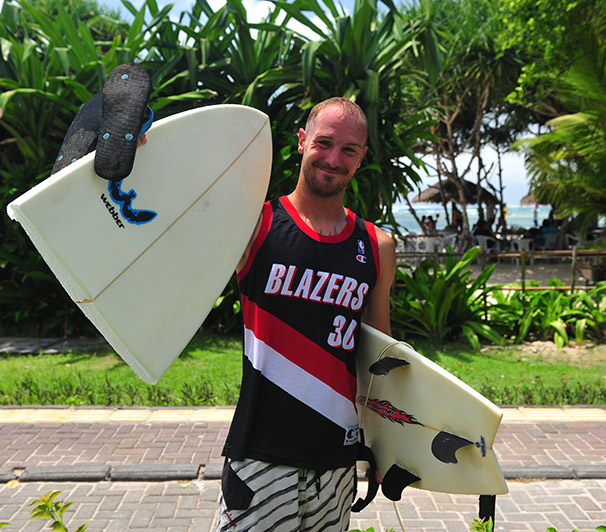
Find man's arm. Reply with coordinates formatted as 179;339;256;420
363;226;396;335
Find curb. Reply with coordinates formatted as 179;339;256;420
2;464;219;483
3;463;606;484
110;464;202;482
19;465;110;482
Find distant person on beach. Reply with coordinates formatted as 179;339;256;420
216;97;396;531
539;218;558;250
472;218;494;237
496;203;508;233
451;202;463;231
486;202;496;228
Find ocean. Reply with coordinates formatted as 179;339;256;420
391;203;551;234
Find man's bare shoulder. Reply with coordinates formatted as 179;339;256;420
373;225;396;258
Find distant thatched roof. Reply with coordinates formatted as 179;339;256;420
412;179;499;205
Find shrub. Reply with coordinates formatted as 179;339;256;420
391;246;504;350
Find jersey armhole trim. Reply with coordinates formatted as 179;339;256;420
365;220;381;282
238;201;273;281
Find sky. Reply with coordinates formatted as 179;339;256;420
1;0;531;204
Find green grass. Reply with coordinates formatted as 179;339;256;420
414;339;606;405
1;333;605;406
0;332;243;406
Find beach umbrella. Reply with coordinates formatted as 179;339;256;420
412;179;498;205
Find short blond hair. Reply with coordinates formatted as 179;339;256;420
305;97;368;143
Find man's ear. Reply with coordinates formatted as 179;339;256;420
297;128;306;154
356;146;368;169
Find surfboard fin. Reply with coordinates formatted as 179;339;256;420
381;464;421;501
431;431;473;464
369;356;409;376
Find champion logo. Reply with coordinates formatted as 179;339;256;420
344;425;360;446
356;239;367;264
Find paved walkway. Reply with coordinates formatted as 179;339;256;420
1;406;605;531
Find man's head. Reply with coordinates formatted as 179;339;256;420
305;97;368;144
298;98;368;199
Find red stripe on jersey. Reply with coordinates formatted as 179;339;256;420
364;221;381;281
241;293;357;402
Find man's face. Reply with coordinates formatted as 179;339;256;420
298;106;367;198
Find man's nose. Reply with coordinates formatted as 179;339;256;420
324;146;342;167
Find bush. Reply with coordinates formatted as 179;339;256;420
391;246;504;350
489;280;606;345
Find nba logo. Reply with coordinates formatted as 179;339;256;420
356;240;367;263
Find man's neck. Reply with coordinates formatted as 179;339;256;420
287;190;348;236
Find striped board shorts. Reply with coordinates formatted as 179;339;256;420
216;458;356;532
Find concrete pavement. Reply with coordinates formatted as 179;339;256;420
1;406;605;531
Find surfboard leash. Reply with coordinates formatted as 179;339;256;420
358;340;408;532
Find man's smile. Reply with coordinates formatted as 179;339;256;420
313;162;347;175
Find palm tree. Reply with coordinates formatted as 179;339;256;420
514;8;606;234
402;0;523;246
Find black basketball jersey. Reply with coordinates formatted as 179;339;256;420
222;196;380;470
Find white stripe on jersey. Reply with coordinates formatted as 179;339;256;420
243;326;359;431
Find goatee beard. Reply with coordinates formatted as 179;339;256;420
303;163;348;198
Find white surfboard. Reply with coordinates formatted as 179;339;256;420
357;324;508;497
7;105;272;384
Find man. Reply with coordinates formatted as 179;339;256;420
451;202;463;232
216;97;396;531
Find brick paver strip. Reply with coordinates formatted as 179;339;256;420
495;422;606;467
0;422;231;470
2;420;604;475
1;479;605;531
